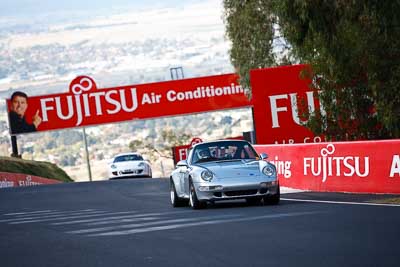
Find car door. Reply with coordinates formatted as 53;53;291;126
182;149;193;197
175;160;189;197
181;165;191;197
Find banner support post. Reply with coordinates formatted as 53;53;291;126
11;135;20;158
82;128;92;182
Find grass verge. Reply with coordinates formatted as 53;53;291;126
0;156;73;183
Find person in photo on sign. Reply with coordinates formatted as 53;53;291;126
8;91;42;134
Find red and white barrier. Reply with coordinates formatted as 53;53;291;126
254;140;400;194
0;172;61;189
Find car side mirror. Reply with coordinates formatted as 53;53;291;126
176;160;188;167
260;153;268;160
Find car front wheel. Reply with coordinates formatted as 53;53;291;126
170;179;187;207
263;186;280;205
189;181;206;209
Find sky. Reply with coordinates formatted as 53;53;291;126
0;0;230;94
0;0;197;16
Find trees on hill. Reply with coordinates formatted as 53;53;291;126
223;0;400;140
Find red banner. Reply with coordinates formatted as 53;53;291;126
251;64;324;144
172;137;203;164
6;74;252;135
0;172;61;188
254;140;400;194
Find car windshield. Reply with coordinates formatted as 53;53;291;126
114;154;143;163
191;141;258;164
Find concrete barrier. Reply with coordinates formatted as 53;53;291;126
254;140;400;194
0;172;61;189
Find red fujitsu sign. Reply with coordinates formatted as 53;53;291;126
0;172;61;188
6;74;251;135
254;139;400;194
251;64;324;144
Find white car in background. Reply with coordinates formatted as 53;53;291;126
108;153;152;179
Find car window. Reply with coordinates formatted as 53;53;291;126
243;145;258;159
114;154;143;163
192;141;258;164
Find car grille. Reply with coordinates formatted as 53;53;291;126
120;170;143;175
213;192;222;197
224;189;258;197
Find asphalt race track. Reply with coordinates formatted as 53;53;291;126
1;178;399;267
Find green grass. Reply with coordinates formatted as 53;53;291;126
0;156;73;183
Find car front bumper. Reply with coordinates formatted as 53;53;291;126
109;168;150;178
193;179;279;201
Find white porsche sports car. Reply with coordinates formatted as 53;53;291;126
108;153;152;179
170;140;279;209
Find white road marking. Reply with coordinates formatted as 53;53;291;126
84;211;193;226
51;213;139;225
1;207;323;238
8;211;133;224
65;216;160;231
2;210;55;216
67;214;241;234
282;198;400;207
0;209;102;222
52;211;191;225
88;211;320;237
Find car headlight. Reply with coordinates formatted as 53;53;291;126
201;170;213;181
262;164;276;177
138;162;145;167
110;164;117;169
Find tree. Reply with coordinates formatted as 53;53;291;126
223;0;279;95
223;0;400;139
129;129;191;161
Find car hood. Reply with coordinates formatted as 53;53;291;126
197;160;261;178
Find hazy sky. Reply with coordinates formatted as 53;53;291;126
0;0;198;16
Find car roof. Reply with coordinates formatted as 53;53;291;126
192;139;250;149
113;152;142;158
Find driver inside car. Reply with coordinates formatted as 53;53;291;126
198;148;211;159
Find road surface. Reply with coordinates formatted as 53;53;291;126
1;178;399;267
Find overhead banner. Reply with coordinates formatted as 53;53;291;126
254;140;400;194
6;74;252;135
6;64;329;146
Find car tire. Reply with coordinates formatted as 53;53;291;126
246;197;262;205
263;186;280;205
170;179;187;207
189;181;206;209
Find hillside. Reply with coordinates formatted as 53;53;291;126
0;156;73;182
